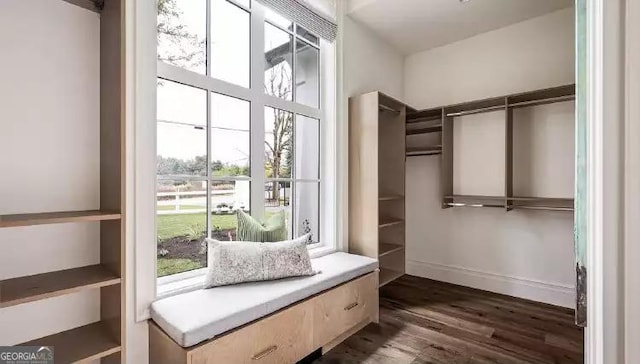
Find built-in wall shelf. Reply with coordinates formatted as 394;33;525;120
379;217;404;228
407;146;442;157
20;322;121;363
0;265;121;308
379;194;404;201
442;195;574;211
350;91;406;290
379;243;404;258
379;268;403;287
0;210;121;228
406;125;442;135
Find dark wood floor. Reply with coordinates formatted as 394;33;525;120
316;275;583;364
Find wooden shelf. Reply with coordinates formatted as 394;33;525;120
0;210;121;228
20;321;121;363
378;217;404;228
406;125;442;135
407;146;442;156
0;265;120;308
379;243;404;258
507;196;574;212
379;268;403;287
406;107;442;123
379;194;404;201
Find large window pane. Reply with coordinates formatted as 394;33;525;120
264;181;292;239
294;115;319;180
295;40;319;108
157;80;207;179
294;182;319;243
211;180;250;241
265;23;293;101
157;0;206;74
157;180;208;277
211;0;250;87
211;93;250;177
265;107;293;178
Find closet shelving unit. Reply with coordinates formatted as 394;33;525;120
0;0;126;362
405;108;443;156
349;91;407;288
406;84;576;212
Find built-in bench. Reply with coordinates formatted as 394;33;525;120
149;252;379;363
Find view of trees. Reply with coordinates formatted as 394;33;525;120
157;0;205;70
157;155;250;178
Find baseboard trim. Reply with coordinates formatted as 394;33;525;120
406;260;575;308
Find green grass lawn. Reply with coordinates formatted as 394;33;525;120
157;212;238;241
156;211;289;277
157;258;203;277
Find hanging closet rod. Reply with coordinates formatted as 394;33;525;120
446;203;504;208
446;104;505;117
511;205;574;212
379;104;401;113
508;95;576;108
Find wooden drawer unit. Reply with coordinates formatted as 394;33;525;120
149;271;379;364
189;300;314;364
313;272;378;348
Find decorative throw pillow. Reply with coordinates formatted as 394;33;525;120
236;210;287;242
203;234;316;288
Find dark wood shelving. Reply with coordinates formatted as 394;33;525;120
19;322;121;363
407;146;442;156
379;194;404;201
379;243;404;257
406;125;442;135
0;210;121;228
407;107;442;123
0;265;121;308
379;217;404;228
379;268;403;287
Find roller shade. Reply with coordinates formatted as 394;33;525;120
255;0;337;42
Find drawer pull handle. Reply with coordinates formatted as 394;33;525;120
252;345;278;360
344;302;359;311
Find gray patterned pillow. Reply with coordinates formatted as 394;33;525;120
203;234;316;288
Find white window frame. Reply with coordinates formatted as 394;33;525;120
153;0;338;297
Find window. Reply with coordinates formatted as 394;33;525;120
156;0;330;280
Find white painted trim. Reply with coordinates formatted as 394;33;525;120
585;0;605;362
406;260;575;308
133;0;158;323
624;0;640;362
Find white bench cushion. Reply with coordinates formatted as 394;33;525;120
150;252;378;347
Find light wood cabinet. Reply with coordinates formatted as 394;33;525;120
190;300;314;364
313;272;378;348
149;272;379;364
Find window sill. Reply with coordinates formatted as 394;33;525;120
155;244;338;301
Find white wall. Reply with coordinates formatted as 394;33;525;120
0;0;101;344
404;8;577;307
343;16;404;100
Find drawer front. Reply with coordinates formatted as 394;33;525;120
313;272;378;347
189;300;314;364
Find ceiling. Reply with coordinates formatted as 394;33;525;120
347;0;574;55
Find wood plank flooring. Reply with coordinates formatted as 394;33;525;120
315;275;583;364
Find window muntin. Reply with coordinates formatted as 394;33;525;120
157;2;325;279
